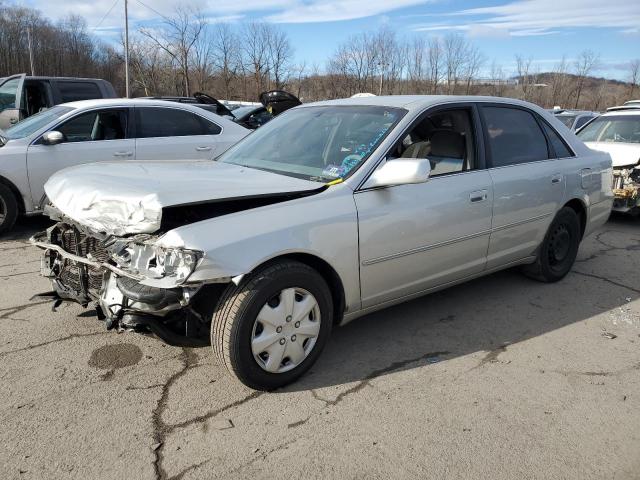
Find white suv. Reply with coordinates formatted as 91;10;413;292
0;99;249;232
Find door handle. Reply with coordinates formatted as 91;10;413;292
113;151;133;157
469;189;488;203
195;146;212;152
551;174;563;184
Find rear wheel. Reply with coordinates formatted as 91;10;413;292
0;183;18;234
212;260;333;390
521;207;580;282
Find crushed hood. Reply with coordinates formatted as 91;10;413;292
585;142;640;168
45;160;322;235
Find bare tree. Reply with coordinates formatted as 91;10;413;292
426;37;443;94
140;6;207;96
628;59;640;98
573;50;600;108
265;25;294;90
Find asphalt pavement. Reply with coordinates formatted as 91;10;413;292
0;215;639;480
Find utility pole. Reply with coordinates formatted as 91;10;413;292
26;27;35;76
124;0;130;98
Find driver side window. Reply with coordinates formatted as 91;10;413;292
392;108;476;177
57;109;127;143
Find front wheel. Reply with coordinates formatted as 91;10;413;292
521;206;581;283
0;183;18;234
211;260;333;390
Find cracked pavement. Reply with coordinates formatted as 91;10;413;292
1;216;639;480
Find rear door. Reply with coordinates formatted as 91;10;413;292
355;103;494;308
134;106;225;160
0;74;26;130
480;104;565;269
26;107;133;206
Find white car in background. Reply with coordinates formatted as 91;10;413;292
577;107;640;213
0;99;249;232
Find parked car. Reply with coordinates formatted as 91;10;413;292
138;92;236;119
0;98;249;232
577;107;640;213
0;74;116;130
140;90;301;129
32;95;613;390
551;109;599;131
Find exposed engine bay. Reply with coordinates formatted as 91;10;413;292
612;165;640;213
31;208;224;347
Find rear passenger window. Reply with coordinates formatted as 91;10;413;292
136;107;221;138
483;106;549;167
57;82;101;103
541;121;573;158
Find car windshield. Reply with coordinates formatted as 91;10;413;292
218;105;405;182
557;115;576;128
4;106;74;140
577;115;640;144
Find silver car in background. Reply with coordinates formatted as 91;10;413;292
32;96;613;390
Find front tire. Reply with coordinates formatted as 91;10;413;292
212;260;333;390
0;183;18;234
521;207;581;282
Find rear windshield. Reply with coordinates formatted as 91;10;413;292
4;106;74;140
577;115;640;144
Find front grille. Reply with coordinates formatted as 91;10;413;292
54;225;108;298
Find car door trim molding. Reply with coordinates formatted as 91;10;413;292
362;211;552;266
362;228;492;266
491;211;552;233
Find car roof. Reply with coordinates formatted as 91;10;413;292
302;95;553;113
56;98;249;130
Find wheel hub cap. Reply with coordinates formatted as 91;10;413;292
251;287;321;373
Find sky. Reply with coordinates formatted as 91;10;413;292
15;0;640;80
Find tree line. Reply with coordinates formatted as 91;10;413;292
1;3;639;111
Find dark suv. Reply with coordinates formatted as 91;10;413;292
0;74;117;130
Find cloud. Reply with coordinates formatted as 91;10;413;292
265;0;434;23
411;0;640;37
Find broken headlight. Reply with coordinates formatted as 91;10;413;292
117;243;203;285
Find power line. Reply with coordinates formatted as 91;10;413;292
92;0;120;30
133;0;170;21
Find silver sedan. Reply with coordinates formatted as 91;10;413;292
33;95;613;390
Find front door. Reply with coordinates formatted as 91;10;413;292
26;107;133;206
479;105;565;269
354;105;493;308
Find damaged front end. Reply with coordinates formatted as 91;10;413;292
612;165;640;213
31;208;220;347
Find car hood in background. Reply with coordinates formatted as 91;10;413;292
45;161;322;235
585;142;640;168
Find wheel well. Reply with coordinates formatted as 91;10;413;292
563;199;586;239
269;253;346;325
0;176;25;215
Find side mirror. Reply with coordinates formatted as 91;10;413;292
363;158;431;189
41;130;64;146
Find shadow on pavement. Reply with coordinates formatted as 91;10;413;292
1;215;53;242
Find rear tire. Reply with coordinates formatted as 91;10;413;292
521;207;580;283
0;183;18;234
211;260;333;390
